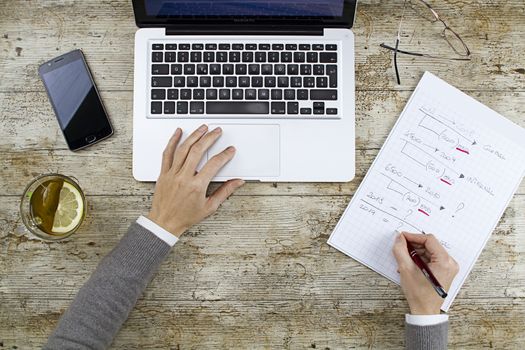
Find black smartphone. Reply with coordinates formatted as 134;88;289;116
39;49;113;151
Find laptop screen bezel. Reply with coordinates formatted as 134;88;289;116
132;0;357;29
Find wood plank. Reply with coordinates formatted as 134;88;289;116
2;195;524;302
0;1;524;92
0;297;523;349
1;91;524;196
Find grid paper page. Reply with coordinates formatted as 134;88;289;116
328;72;525;311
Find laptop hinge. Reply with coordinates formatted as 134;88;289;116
165;25;324;36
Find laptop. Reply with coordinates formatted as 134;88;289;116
132;0;357;182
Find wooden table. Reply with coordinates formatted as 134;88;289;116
1;1;524;348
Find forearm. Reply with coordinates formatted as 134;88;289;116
44;222;172;350
405;320;448;350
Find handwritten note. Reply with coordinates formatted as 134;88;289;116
328;72;525;311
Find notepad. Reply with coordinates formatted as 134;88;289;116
328;72;525;311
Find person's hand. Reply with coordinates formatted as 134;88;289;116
148;125;245;237
392;232;459;315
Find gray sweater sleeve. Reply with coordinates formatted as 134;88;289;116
44;223;171;350
406;321;448;350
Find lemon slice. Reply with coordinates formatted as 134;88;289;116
51;182;85;234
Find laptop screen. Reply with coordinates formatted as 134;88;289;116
144;0;345;17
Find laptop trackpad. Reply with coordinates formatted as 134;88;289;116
206;124;280;178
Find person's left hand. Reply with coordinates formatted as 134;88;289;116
148;125;244;237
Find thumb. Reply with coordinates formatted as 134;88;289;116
392;233;413;269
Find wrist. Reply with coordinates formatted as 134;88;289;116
409;306;441;315
147;213;186;238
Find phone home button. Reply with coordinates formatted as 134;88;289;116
85;135;97;143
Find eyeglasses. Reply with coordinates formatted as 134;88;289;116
381;0;471;84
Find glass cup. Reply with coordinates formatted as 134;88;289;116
20;174;87;241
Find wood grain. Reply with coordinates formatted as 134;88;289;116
1;0;524;349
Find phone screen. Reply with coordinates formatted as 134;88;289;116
40;50;112;150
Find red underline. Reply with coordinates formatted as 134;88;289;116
440;178;452;185
456;147;469;154
418;209;430;216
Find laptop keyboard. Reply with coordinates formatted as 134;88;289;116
149;42;340;118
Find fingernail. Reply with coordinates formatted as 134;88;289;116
198;124;208;132
227;146;236;152
214;127;222;133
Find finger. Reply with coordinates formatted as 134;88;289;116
207;179;245;212
181;127;223;175
402;232;448;259
160;128;182;173
392;233;414;270
198;146;236;182
171;124;208;173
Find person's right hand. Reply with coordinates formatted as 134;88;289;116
147;124;245;237
392;232;459;315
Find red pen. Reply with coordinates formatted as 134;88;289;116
406;240;448;299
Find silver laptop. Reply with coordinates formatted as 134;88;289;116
132;0;357;182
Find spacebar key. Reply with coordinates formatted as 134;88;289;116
207;102;269;114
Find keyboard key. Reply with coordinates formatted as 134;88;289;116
217;52;228;62
300;64;312;75
152;52;163;62
232;89;243;100
191;52;202;62
299;44;311;50
259;44;270;50
164;101;175;114
320;52;338;63
285;44;297;50
307;52;318;63
313;108;324;115
311;89;338;100
151;101;162;114
272;44;284;50
293;52;305;63
235;64;247;75
284;89;295;100
248;64;260;75
313;64;325;75
326;44;338;51
151;89;166;100
205;43;217;50
204;52;214;62
297;89;308;100
327;65;338;88
313;102;325;109
173;77;185;87
287;64;299;75
252;76;263;87
242;52;254;62
246;44;257;50
219;44;230;50
277;77;289;87
226;76;237;87
219;89;231;100
268;52;279;62
258;89;269;100
245;89;257;100
184;64;195;75
177;101;188;114
165;52;176;62
200;76;211;87
192;43;204;50
206;89;218;100
210;64;221;75
271;102;286;114
304;77;315;88
312;44;324;50
239;76;250;87
255;52;266;62
152;44;163;50
264;76;276;87
261;64;273;75
171;64;182;75
316;77;328;88
223;64;234;74
275;64;286;75
197;64;208;74
179;44;190;50
232;44;244;50
152;77;171;87
166;44;177;50
190;101;204;114
300;107;312;114
180;89;191;100
326;108;338;115
281;52;292;62
271;89;283;100
177;52;189;62
152;64;169;75
291;77;302;87
167;89;178;100
229;52;241;62
187;76;198;87
207;102;269;114
212;76;224;87
287;102;299;114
